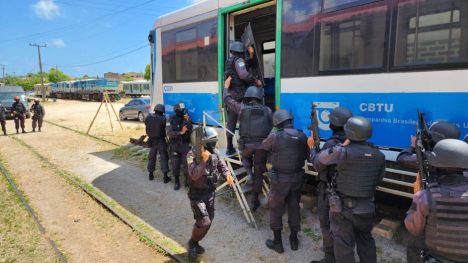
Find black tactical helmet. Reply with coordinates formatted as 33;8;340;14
428;139;468;169
203;127;218;149
173;102;185;111
154;104;165;113
230;41;245;53
344;116;372;142
329;106;353;127
273;109;293;127
244;86;263;101
34;98;40;103
429;121;460;143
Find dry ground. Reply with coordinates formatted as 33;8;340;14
0;99;407;262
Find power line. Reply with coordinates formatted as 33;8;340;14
45;44;148;68
0;0;161;44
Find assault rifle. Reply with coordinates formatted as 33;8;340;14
310;103;321;150
415;110;432;189
191;126;217;163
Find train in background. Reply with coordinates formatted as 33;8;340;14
50;79;120;101
122;80;151;97
33;83;51;98
149;0;468;198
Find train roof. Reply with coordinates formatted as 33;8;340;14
0;86;24;93
152;0;243;30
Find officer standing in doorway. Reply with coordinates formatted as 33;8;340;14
224;41;262;156
12;96;26;134
309;106;353;263
167;102;193;190
310;116;385;263
30;99;45;132
186;127;234;261
145;104;170;183
396;121;460;263
405;139;468;263
223;76;272;211
0;102;6;135
262;110;309;253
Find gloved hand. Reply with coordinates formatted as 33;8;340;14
226;175;234;187
180;125;188;135
201;147;210;163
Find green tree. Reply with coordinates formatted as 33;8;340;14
48;68;70;83
144;64;151;80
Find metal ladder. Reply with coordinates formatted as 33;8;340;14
202;110;270;229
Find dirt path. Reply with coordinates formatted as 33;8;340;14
5;117;406;262
0;136;170;263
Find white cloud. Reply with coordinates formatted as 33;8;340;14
32;0;60;20
50;38;65;48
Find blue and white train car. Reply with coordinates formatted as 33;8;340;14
150;0;468;197
51;79;119;101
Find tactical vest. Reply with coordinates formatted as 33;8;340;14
12;102;25;114
145;114;165;138
271;129;307;175
170;116;191;143
225;56;245;95
336;143;385;198
425;183;468;263
190;154;221;191
32;104;43;116
239;103;272;143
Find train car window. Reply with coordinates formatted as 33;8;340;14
394;0;468;67
161;18;217;83
263;41;276;78
319;1;387;72
281;0;321;78
323;0;381;12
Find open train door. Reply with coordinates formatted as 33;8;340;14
241;22;265;87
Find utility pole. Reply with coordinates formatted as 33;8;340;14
0;64;6;79
29;43;47;101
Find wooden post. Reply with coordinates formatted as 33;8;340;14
87;100;104;134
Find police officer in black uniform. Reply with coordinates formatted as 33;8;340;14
187;127;234;261
404;139;468;263
224;41;262;156
167;102;193;190
30;98;45;132
0;103;6;135
396;121;460;263
262;110;309;253
223;77;272;211
145;104;170;183
311;116;385;263
310;106;353;263
12;96;26;134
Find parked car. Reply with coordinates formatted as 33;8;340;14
119;97;151;122
0;86;31;119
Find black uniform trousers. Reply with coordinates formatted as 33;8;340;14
14;114;25;131
268;181;302;232
407;234;425;263
170;142;190;180
317;182;334;255
225;92;243;149
190;193;215;242
1;119;6;135
241;147;267;194
32;115;43;130
330;204;376;263
147;137;169;174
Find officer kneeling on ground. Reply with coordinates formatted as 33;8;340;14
186;126;234;261
309;106;353;263
262;110;309;254
310;116;385;263
405;139;468;263
223;76;272;211
30;98;45;132
145;104;170;183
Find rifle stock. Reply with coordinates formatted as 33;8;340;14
415;110;432;190
311;103;321;150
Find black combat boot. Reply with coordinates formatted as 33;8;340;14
188;239;205;255
38;127;41;132
174;177;180;191
188;239;198;261
310;252;335;263
250;192;260;212
22;129;26;133
32;128;35;132
163;173;171;184
149;172;154;181
266;230;284;254
16;129;19;134
290;231;299;251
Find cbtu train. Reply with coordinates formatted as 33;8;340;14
149;0;468;198
50;79;120;101
122;80;151;97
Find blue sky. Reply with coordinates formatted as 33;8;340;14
0;0;201;77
